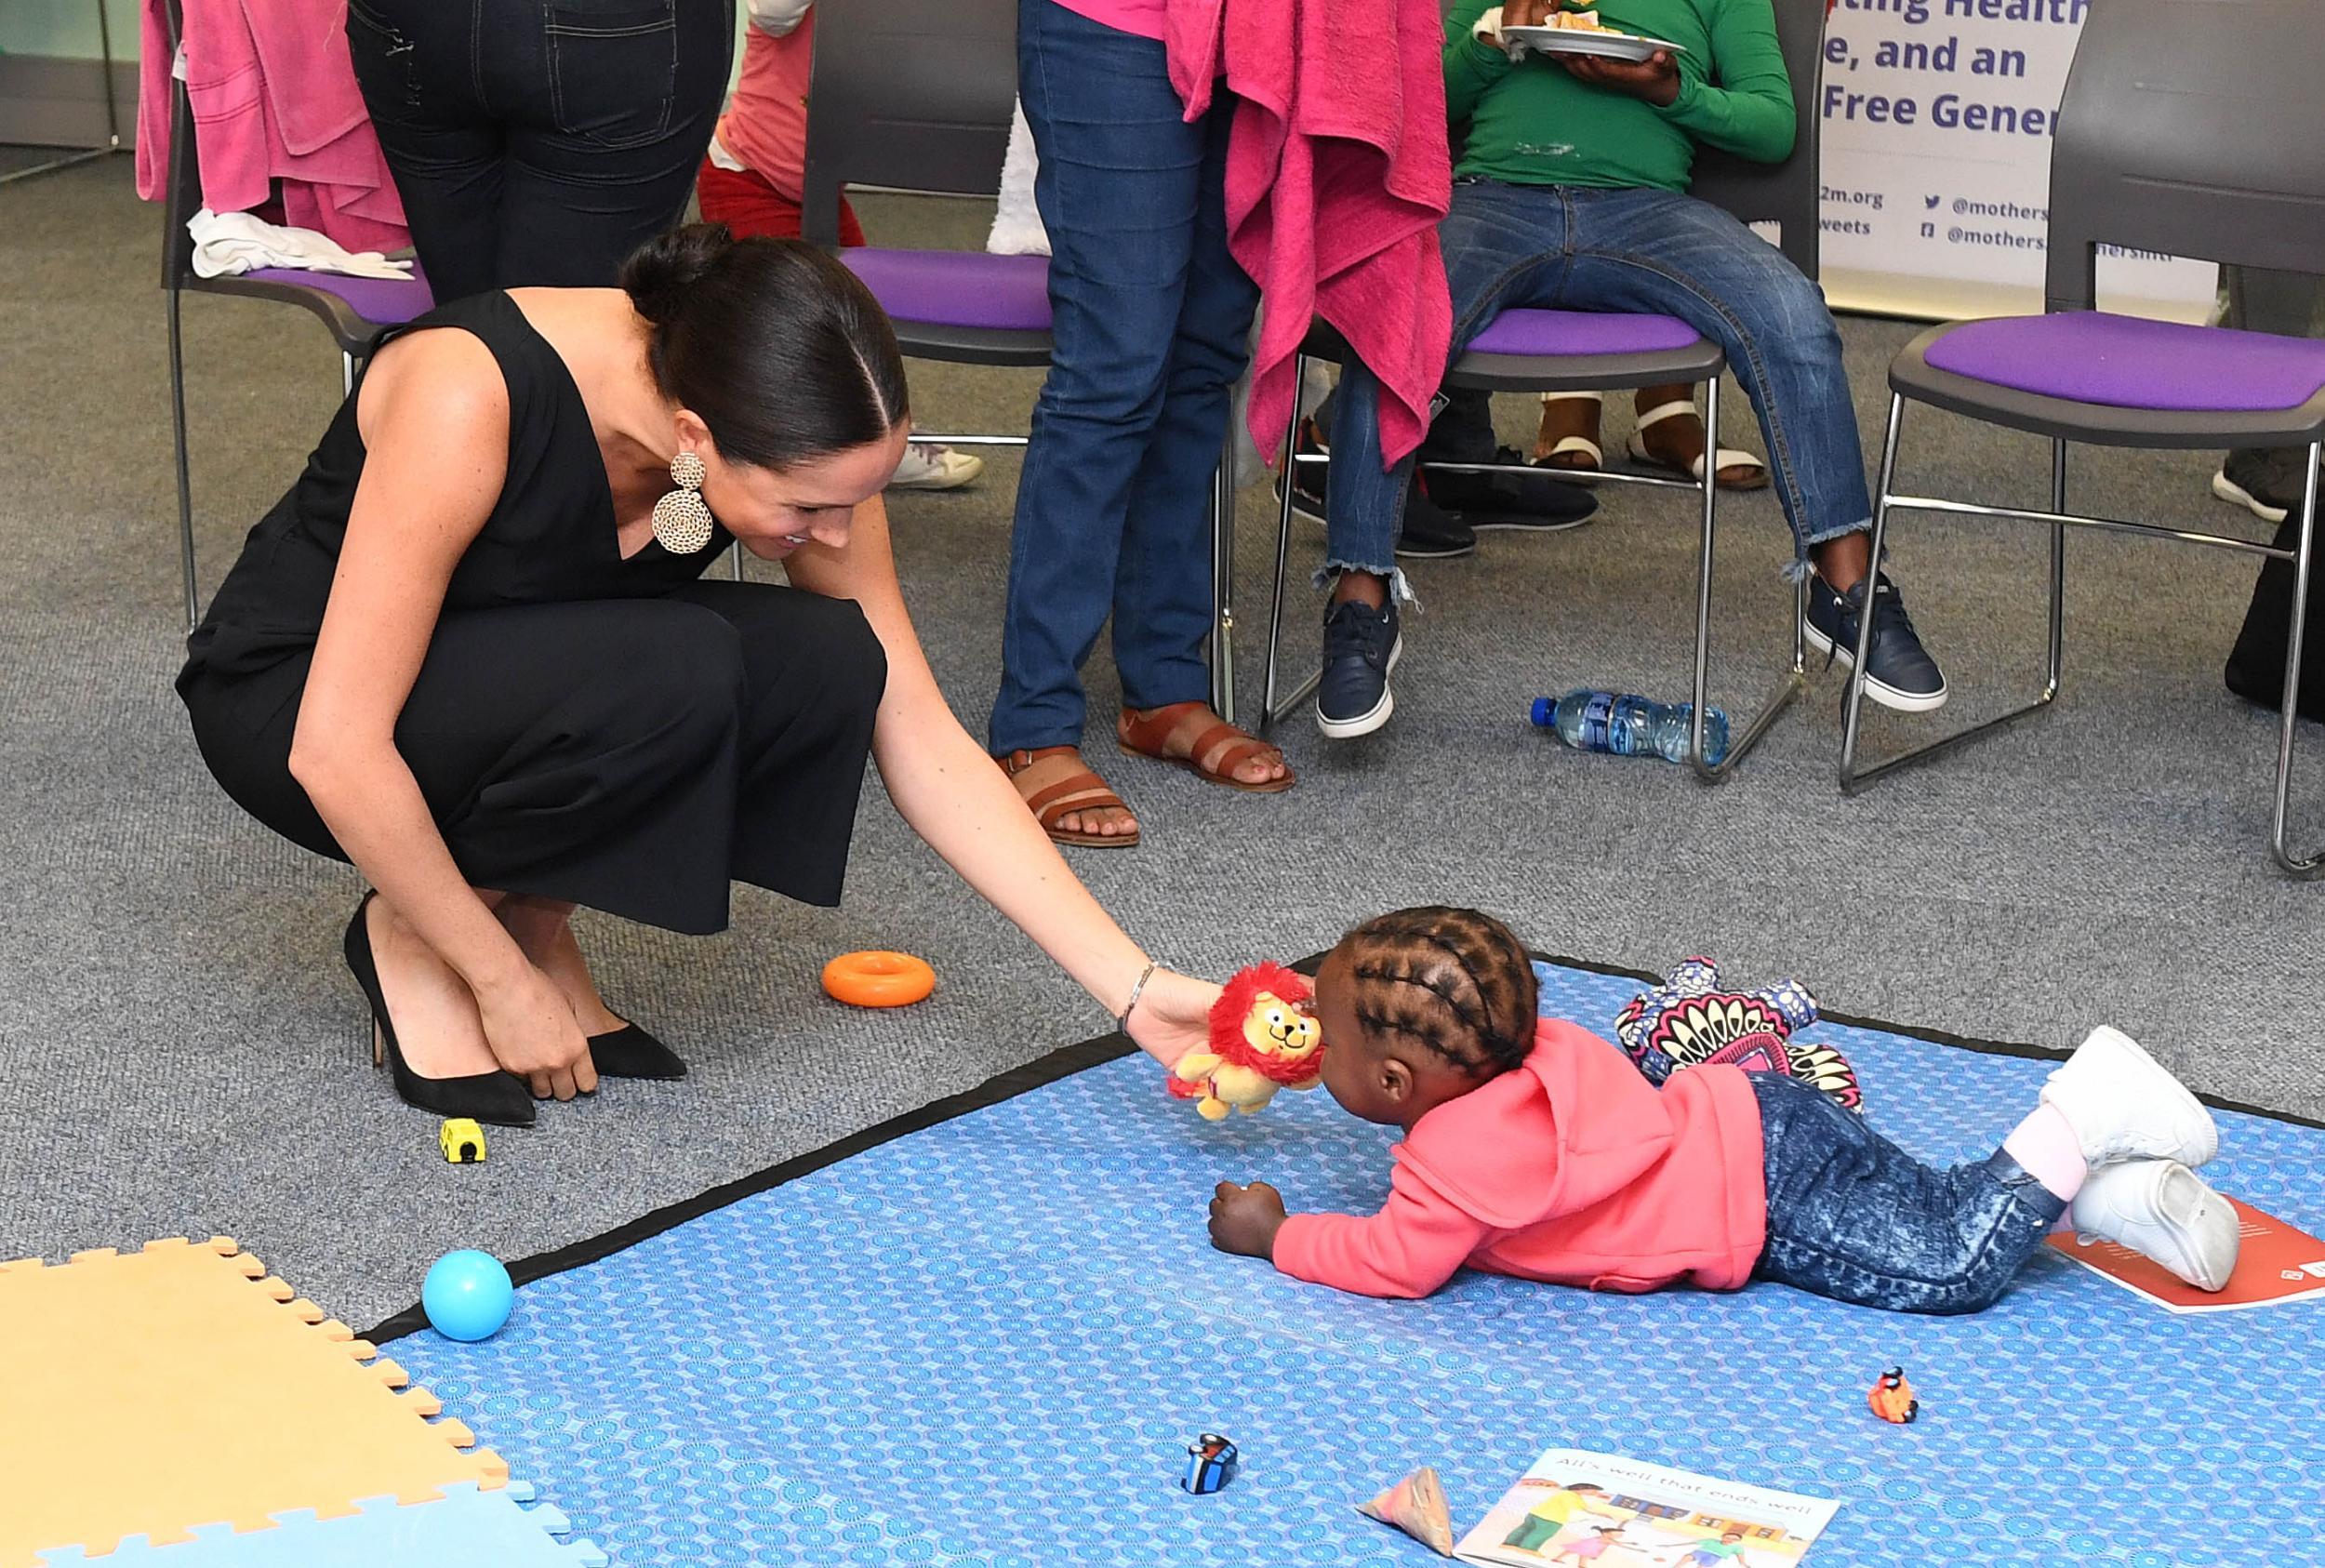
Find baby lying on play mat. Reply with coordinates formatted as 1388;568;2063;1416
1207;907;2240;1309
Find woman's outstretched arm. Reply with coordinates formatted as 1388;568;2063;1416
784;498;1218;1065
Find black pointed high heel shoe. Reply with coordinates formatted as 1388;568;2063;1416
587;1022;687;1081
343;894;536;1127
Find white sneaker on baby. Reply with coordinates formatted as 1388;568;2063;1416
2039;1025;2218;1169
2068;1159;2241;1291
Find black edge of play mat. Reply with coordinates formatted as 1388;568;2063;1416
365;948;2325;1343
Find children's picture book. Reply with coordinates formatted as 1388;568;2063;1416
1452;1447;1840;1568
2046;1195;2325;1314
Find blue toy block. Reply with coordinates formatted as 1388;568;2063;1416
37;1482;604;1567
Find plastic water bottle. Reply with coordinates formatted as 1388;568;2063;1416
1530;689;1730;766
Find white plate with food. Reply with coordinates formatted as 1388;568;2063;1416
1501;22;1688;61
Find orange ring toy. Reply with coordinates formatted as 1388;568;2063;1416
821;950;937;1008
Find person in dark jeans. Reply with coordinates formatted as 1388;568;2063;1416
1311;0;1946;739
346;0;735;302
990;0;1291;851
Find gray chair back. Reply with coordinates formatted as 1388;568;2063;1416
2046;0;2325;312
800;0;1019;248
1690;0;1825;281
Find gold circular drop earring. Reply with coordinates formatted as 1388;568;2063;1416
652;450;715;553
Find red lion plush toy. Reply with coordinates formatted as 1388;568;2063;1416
1167;962;1327;1119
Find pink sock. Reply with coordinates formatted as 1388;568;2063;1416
2003;1103;2088;1203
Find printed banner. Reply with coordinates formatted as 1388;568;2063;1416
1814;0;2217;322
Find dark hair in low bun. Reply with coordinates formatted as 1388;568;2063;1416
621;223;910;470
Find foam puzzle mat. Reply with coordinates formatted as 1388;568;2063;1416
0;1236;586;1567
33;1484;600;1568
375;965;2325;1563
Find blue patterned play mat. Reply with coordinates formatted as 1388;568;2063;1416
386;961;2325;1568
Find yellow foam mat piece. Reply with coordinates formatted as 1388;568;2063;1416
0;1237;505;1565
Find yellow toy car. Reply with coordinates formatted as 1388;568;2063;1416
439;1118;486;1164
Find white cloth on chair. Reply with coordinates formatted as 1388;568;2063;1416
187;208;414;281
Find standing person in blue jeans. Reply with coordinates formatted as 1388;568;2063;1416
993;0;1294;850
1311;0;1948;739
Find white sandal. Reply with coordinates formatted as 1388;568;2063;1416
1533;392;1605;477
1627;397;1770;491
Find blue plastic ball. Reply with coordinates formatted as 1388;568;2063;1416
422;1249;514;1342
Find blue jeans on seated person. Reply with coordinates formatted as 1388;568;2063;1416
1323;180;1874;582
1749;1072;2066;1315
988;0;1259;753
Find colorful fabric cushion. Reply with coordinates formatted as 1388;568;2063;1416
1613;956;1862;1111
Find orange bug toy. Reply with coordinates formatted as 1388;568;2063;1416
1868;1366;1920;1424
822;950;937;1008
1167;962;1327;1119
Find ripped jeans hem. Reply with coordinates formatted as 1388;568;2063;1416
1312;563;1418;606
1783;515;1878;583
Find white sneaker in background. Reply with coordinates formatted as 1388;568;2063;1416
2069;1159;2241;1291
888;442;984;491
2039;1025;2219;1169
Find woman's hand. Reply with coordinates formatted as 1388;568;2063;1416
1561;49;1681;106
473;965;599;1100
1208;1180;1288;1259
1125;968;1220;1071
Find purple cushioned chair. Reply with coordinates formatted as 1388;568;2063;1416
801;0;1238;719
1258;0;1830;780
1849;0;2325;876
158;0;434;631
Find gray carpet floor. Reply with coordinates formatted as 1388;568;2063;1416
4;160;2320;1329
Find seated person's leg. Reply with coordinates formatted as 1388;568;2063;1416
1314;359;1412;737
1563;190;1945;711
1315;182;1574;738
1533;386;1768;489
1418;392;1599;529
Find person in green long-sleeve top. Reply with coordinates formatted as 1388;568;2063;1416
1308;0;1951;744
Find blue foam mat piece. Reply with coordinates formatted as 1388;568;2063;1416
391;962;2325;1567
36;1482;604;1566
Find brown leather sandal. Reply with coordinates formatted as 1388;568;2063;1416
998;746;1140;848
1116;701;1295;793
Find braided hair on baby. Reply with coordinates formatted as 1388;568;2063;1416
1336;907;1539;1076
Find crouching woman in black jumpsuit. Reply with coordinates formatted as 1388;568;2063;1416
178;224;1219;1126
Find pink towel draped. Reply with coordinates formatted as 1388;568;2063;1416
138;0;408;256
1168;0;1452;466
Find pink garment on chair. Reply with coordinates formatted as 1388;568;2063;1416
1168;0;1452;465
138;0;408;256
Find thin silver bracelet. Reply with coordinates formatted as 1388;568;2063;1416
1118;961;1159;1035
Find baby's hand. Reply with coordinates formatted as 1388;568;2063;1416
1208;1180;1288;1259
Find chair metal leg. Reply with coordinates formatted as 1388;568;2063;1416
1259;353;1318;734
166;282;201;632
2269;444;2323;876
1686;375;1806;780
1841;399;2067;791
1209;434;1237;725
341;352;356;397
729;542;746;581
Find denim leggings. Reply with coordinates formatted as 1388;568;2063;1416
988;0;1260;753
1750;1073;2065;1315
346;0;734;302
1325;179;1874;581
